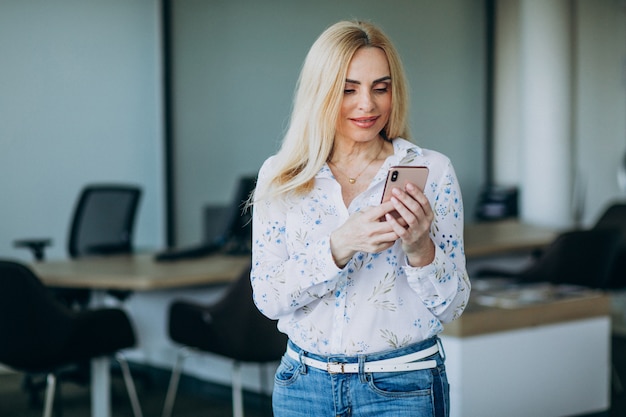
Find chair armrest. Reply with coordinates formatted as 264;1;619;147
14;239;53;261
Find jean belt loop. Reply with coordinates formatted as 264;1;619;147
358;355;367;382
297;348;308;374
436;337;446;361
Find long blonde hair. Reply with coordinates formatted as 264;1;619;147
257;20;411;201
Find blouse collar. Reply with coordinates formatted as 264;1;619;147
319;138;423;178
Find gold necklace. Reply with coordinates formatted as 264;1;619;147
328;141;384;185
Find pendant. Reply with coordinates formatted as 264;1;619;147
349;178;356;184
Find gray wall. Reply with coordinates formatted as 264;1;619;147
171;0;487;245
0;0;165;260
2;0;624;257
493;0;626;228
574;0;626;226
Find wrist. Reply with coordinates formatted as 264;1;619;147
330;232;354;268
406;240;435;267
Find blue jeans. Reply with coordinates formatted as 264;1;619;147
273;337;449;417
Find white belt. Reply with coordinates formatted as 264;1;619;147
286;343;438;374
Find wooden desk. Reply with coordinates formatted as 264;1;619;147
464;220;558;258
441;287;611;417
445;289;610;337
32;253;250;290
32;253;250;417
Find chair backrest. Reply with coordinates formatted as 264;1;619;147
517;229;621;289
0;260;136;372
169;263;288;363
593;202;626;289
209;263;287;360
221;176;256;254
0;260;73;370
68;184;142;258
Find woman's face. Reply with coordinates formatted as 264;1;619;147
335;47;392;145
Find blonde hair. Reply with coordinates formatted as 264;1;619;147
257;20;411;201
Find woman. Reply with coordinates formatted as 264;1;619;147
250;20;470;417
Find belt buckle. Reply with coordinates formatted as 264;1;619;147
326;362;344;374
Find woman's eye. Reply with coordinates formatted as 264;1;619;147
344;89;356;94
374;85;389;94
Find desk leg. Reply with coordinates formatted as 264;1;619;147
91;357;111;417
90;290;112;417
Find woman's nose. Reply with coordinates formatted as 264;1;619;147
358;91;375;111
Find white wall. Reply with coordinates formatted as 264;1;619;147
574;0;626;226
171;0;487;245
1;2;623;255
494;0;626;228
0;0;165;260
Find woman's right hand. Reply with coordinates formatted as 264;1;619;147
329;203;400;267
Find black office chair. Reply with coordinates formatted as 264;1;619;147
161;263;288;417
154;175;256;262
475;229;621;289
591;202;626;394
0;260;143;417
17;183;141;301
592;202;626;289
15;183;142;261
13;184;142;402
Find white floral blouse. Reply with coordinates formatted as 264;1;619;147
251;138;470;355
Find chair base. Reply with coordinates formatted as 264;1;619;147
116;353;144;417
37;354;143;417
162;347;251;417
43;374;56;417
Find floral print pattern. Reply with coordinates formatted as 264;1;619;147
251;138;470;355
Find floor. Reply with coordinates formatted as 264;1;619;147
1;337;626;417
0;364;273;417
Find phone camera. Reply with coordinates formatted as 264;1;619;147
391;170;399;182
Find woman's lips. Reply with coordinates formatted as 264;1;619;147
350;116;379;128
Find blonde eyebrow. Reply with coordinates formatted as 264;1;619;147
345;76;392;85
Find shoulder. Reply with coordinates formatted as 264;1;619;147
392;138;453;167
257;155;279;180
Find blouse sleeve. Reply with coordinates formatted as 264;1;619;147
403;158;471;323
250;158;344;320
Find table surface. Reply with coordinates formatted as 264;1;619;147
31;220;557;290
32;253;250;290
443;288;610;337
464;219;558;258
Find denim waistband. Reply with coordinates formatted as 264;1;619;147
287;336;442;364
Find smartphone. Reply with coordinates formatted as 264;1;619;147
380;166;429;220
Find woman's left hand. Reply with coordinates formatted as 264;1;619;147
384;182;435;267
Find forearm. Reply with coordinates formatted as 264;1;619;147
404;245;470;322
251;201;343;318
